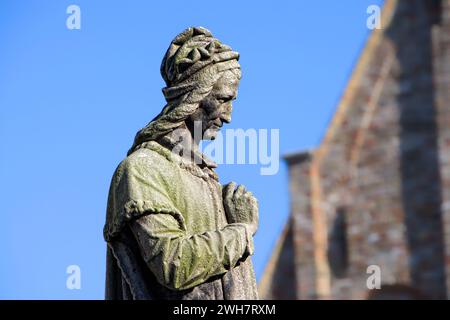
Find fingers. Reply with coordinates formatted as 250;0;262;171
243;190;257;205
244;190;254;200
223;182;237;223
234;185;246;199
223;181;236;202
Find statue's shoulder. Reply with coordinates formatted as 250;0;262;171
115;141;177;179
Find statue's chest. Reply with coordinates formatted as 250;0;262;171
174;169;228;234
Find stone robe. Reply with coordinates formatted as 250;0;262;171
104;141;258;299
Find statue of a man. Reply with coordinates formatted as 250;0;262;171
103;27;259;300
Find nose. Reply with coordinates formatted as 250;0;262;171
220;113;231;124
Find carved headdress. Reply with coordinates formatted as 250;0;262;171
128;27;240;155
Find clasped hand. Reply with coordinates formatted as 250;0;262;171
222;182;259;235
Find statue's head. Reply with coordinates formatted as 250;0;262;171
129;27;241;154
186;67;241;140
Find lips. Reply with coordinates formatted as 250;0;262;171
208;121;222;130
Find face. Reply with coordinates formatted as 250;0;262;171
187;69;241;140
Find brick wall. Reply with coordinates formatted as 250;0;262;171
260;0;450;299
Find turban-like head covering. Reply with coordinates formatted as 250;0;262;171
128;27;241;155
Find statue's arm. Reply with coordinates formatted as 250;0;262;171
129;213;254;291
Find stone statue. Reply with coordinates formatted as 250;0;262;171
104;27;259;300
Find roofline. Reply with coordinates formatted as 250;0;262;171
283;149;314;165
282;1;398;166
315;0;398;163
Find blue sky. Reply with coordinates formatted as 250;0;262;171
0;0;382;299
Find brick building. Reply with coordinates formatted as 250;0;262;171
259;0;450;299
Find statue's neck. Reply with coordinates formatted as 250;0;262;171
158;124;217;169
160;124;200;160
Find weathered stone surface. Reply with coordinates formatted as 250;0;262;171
104;27;258;300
